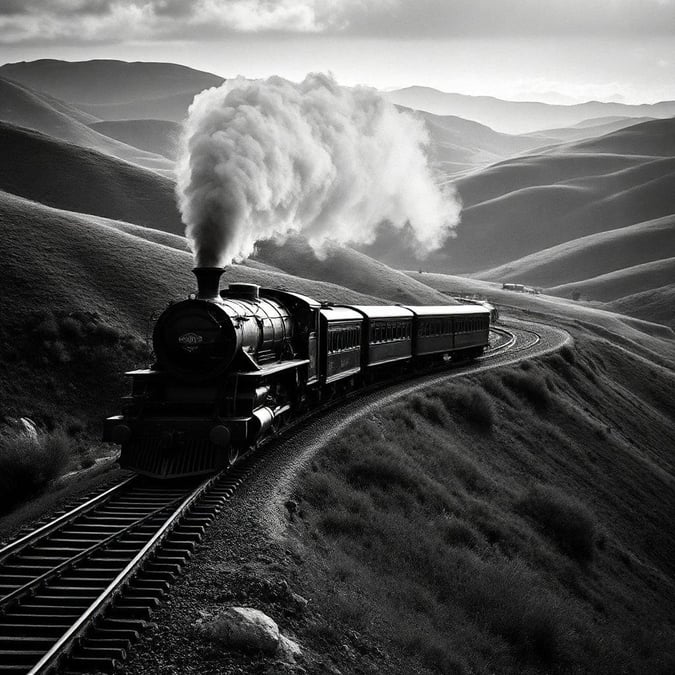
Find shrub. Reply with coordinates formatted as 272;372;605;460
466;558;569;664
92;323;121;346
35;315;59;340
502;370;550;410
438;383;495;430
410;394;447;425
0;428;71;514
59;316;84;342
516;484;597;563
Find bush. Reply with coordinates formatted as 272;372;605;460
0;428;71;514
466;558;570;664
59;316;85;342
410;393;447;425
438;383;495;430
502;370;551;410
516;484;597;563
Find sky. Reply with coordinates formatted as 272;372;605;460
0;0;674;104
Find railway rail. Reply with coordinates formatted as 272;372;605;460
0;318;560;674
0;466;256;674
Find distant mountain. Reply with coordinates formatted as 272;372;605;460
0;122;183;234
89;120;181;160
0;77;172;172
383;86;675;134
521;117;655;144
419;111;554;176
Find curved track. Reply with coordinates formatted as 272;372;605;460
0;315;569;674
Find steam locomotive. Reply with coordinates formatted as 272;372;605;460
104;267;491;479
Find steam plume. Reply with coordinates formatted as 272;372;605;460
176;73;460;267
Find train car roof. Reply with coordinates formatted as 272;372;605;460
319;306;364;322
343;305;415;320
402;305;490;317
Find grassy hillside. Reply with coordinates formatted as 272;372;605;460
362;118;675;277
89;119;181;160
549;258;675;302
0;77;172;172
254;236;453;305
522;116;654;144
286;325;675;674
0;59;223;111
608;285;675;328
419;111;552;176
471;215;675;288
0;122;184;235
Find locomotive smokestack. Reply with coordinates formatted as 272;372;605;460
193;267;224;299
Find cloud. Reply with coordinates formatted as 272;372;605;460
1;0;674;45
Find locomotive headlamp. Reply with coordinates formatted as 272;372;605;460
209;424;231;447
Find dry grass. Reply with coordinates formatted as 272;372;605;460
288;335;675;674
0;428;70;514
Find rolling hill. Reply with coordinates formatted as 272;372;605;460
89;120;181;160
418;111;554;176
548;258;675;303
0;77;173;172
361;118;675;285
253;236;452;305
0;60;224;123
0;122;183;235
522;116;655;144
383;86;675;134
470;215;675;288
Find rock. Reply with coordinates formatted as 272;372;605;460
19;418;38;440
290;592;308;612
203;607;280;654
277;634;302;663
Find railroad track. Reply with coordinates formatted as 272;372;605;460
0;466;254;674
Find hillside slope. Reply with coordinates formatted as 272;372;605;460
89;120;181;160
0;77;172;172
254;236;453;305
362;118;675;277
549;258;675;302
419;111;553;176
0;60;224;123
470;215;675;288
0;122;183;235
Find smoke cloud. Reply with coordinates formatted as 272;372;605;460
176;73;460;267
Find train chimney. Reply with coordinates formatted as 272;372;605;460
193;267;224;299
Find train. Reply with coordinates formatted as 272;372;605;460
103;267;491;479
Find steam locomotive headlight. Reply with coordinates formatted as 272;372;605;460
111;424;132;444
209;424;231;447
